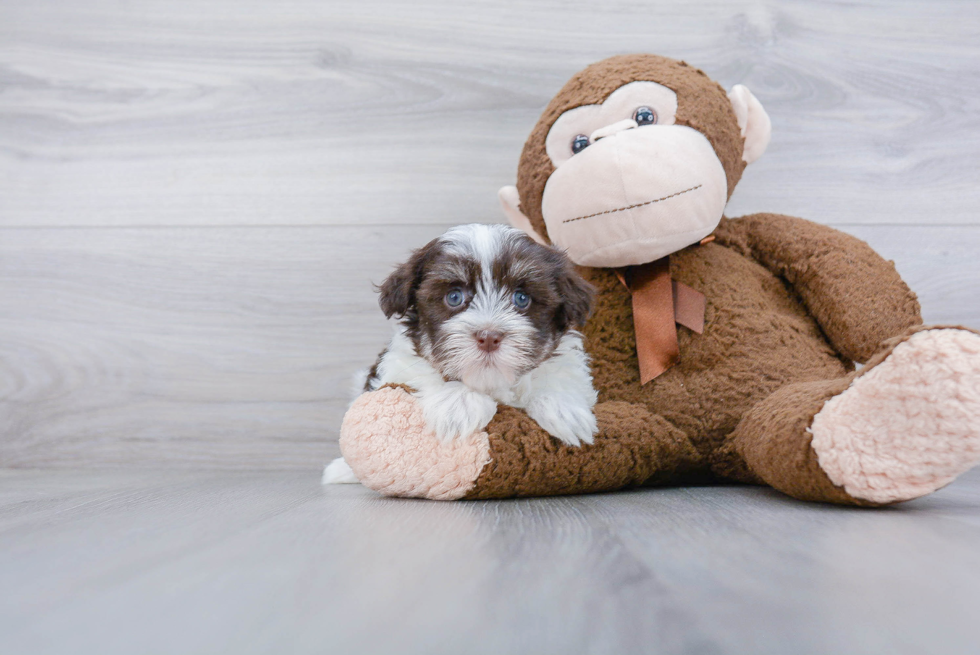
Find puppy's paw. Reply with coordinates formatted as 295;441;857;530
322;457;360;485
420;382;498;442
525;394;598;447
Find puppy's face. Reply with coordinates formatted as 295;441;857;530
379;224;594;392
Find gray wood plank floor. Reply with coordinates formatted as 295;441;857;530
2;467;979;655
3;2;980;652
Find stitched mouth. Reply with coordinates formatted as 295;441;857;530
562;184;703;224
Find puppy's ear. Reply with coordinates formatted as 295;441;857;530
377;240;439;319
554;264;594;331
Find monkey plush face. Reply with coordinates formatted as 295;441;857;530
500;55;771;268
541;80;728;266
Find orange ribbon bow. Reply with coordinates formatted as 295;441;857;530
616;255;706;384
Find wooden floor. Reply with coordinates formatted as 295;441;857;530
3;0;980;653
2;467;979;655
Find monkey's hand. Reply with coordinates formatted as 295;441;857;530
525;394;598;447
419;381;498;442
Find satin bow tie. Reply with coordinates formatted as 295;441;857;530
615;247;708;384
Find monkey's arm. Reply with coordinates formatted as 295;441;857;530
338;386;701;499
464;401;701;498
714;213;921;362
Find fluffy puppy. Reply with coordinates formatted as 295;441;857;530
323;223;597;484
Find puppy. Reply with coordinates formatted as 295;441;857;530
323;223;598;484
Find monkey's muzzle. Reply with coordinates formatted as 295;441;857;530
541;125;728;268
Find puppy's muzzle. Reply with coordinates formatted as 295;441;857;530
475;330;504;354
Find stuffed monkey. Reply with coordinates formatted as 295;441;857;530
338;54;980;505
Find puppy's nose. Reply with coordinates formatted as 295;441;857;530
475;330;504;353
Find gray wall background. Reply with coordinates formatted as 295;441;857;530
2;0;978;469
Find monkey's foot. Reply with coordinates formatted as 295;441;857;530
810;328;980;503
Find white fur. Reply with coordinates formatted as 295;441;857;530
420;380;499;445
374;327;447;393
436;285;539;393
434;225;561;394
348;368;370;404
323;224;598;486
372;325;597;446
373;224;597;445
507;331;598;446
322;457;360;484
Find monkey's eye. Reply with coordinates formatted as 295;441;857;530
512;290;531;310
570;134;590;155
633;106;658;126
445;289;465;308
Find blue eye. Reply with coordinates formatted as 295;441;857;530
571;134;590;155
445;289;465;308
633;106;657;126
512;290;531;309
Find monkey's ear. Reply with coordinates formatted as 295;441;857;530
498;186;548;245
377;241;437;319
728;85;771;164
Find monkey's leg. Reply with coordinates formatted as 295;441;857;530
339;387;701;500
732;327;980;505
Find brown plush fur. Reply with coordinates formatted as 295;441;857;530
467;402;702;499
462;55;925;504
464;217;921;501
716;214;922;362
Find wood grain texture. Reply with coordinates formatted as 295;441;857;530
1;224;977;469
1;0;979;468
0;225;442;468
3;4;980;650
1;0;978;227
1;467;979;655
